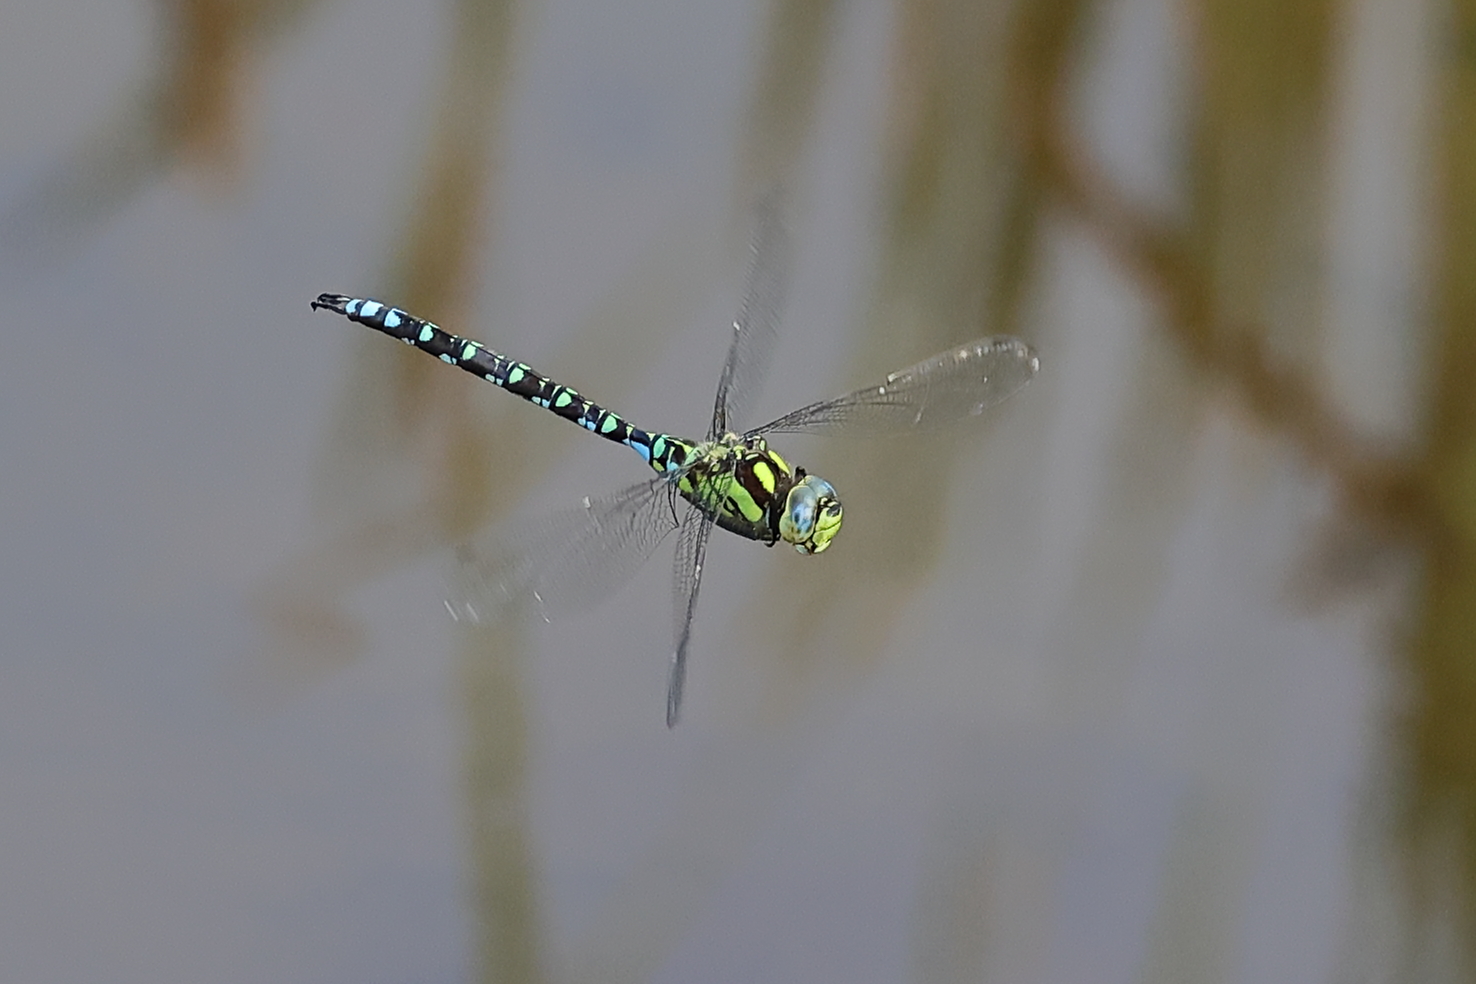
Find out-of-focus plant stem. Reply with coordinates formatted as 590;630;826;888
1408;0;1476;944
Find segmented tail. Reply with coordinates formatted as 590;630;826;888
313;293;693;473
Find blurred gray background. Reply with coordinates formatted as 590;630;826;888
0;0;1458;981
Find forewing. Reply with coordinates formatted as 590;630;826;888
710;191;788;437
450;476;680;625
751;336;1039;436
666;503;717;727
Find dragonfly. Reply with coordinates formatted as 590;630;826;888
312;207;1038;726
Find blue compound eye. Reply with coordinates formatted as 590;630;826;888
785;485;819;538
779;476;842;553
808;477;837;502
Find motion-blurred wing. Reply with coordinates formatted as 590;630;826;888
751;337;1039;436
666;504;717;727
450;476;680;625
709;191;788;438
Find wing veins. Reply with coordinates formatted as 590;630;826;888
750;336;1039;437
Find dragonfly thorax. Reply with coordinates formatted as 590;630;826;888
674;435;840;553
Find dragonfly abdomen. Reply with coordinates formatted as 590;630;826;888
313;293;694;473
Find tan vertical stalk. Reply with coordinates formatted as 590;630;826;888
737;0;839;195
1192;0;1337;361
1408;0;1476;957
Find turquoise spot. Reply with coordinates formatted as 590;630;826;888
346;298;362;315
507;365;526;384
440;354;455;364
360;301;383;318
583;419;598;431
418;325;435;343
382;310;402;329
632;441;653;463
651;436;666;459
462;343;478;361
554;390;575;408
600;415;619;434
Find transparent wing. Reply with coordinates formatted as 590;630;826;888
450;475;681;625
750;336;1040;436
710;190;788;438
666;504;718;728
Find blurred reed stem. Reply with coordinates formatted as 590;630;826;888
1409;0;1476;949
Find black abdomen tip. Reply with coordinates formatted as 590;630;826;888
311;293;351;313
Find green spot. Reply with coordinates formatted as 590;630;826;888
507;365;526;384
554;390;575;408
462;343;478;361
732;486;764;522
418;326;435;343
600;415;620;434
751;460;775;494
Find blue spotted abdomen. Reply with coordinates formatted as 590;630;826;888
313;293;694;475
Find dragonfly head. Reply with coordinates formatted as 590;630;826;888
779;473;843;554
